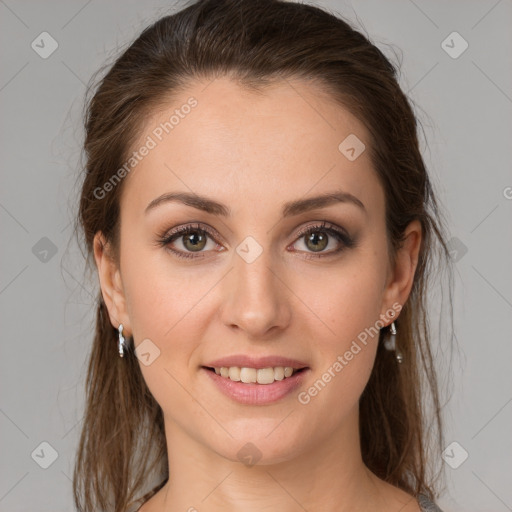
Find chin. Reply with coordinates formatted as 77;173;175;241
210;430;306;467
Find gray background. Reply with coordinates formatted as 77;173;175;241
1;0;511;510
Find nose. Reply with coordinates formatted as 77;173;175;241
220;244;292;339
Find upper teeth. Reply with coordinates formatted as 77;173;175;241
214;366;297;384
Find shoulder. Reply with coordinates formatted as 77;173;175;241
418;493;445;512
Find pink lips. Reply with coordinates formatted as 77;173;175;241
201;354;311;405
202;366;309;405
204;354;309;370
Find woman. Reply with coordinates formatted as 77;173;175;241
72;0;454;510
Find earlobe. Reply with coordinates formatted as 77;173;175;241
93;231;131;335
381;219;422;319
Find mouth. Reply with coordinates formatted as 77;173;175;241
202;365;308;385
201;365;310;405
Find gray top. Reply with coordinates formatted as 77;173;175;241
418;493;444;512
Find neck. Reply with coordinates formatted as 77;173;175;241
155;405;385;512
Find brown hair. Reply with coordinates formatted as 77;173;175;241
72;0;455;510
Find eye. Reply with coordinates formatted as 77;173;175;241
290;221;355;258
157;223;222;260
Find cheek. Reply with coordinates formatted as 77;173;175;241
292;275;383;434
290;252;385;404
293;256;386;348
306;292;380;390
121;238;214;340
121;251;215;416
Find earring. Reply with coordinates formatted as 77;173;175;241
118;324;126;358
383;316;403;364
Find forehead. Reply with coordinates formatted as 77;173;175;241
121;76;383;220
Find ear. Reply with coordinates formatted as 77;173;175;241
380;219;422;322
93;231;132;337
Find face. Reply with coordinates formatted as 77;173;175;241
95;77;418;466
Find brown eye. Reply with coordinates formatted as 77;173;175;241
304;231;329;252
159;223;220;259
181;230;207;252
291;221;356;259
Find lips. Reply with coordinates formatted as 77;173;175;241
203;354;309;370
202;365;310;404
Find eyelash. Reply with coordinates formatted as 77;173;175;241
157;221;355;260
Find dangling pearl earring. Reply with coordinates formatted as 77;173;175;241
383;312;403;363
118;324;126;358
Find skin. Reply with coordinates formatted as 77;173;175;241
94;77;422;512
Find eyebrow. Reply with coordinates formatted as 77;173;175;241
144;189;366;217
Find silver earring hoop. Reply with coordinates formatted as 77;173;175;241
118;324;126;358
383;320;403;363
